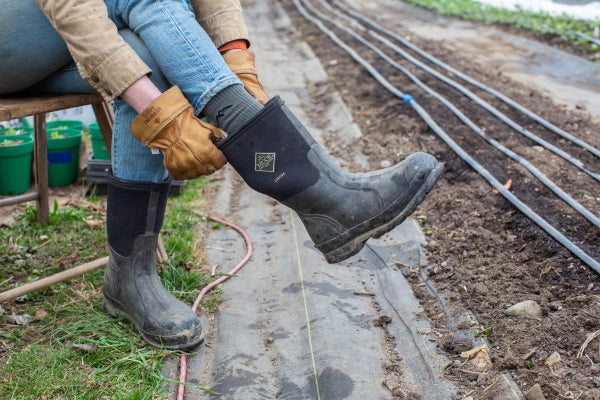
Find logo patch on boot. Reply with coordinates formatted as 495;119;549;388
255;153;276;172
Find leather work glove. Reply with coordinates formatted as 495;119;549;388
130;86;227;180
222;50;269;105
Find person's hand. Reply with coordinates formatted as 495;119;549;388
223;50;269;105
130;85;227;180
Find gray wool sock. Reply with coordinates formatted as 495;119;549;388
203;84;263;136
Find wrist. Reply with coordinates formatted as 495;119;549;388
219;39;248;54
121;76;162;113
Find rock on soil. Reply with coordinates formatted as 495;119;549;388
504;300;542;317
524;383;546;400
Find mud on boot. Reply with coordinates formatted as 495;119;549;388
103;175;203;350
218;96;443;263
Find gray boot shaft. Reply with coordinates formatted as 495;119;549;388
218;96;443;263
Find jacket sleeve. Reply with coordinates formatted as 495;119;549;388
36;0;151;101
189;0;250;48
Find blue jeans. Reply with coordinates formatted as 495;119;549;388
0;0;241;182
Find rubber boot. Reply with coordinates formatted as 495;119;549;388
102;175;203;350
218;96;443;263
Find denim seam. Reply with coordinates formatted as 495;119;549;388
155;0;222;109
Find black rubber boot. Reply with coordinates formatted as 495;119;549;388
103;175;203;350
218;96;443;263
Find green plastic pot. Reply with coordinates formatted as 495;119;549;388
88;122;110;160
0;126;33;137
47;129;82;187
46;120;84;132
0;136;34;195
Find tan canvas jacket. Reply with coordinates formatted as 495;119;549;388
36;0;249;101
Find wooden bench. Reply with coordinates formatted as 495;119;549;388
0;93;114;222
0;95;171;302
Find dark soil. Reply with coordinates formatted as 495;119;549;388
283;1;600;399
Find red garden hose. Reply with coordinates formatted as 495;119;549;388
177;212;253;400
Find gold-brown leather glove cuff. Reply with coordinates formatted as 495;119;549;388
223;50;269;105
130;86;227;180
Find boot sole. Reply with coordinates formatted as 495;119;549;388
103;297;204;351
323;162;443;263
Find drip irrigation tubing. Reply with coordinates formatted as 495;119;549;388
308;0;600;229
322;2;600;183
176;213;253;400
325;1;600;182
334;0;600;160
293;0;600;273
575;31;600;47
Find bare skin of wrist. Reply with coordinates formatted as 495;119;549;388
120;75;162;113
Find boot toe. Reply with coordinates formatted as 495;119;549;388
401;152;438;183
141;311;204;351
318;153;443;262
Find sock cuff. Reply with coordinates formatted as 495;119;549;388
204;84;263;135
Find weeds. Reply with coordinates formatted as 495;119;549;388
472;322;493;337
407;0;600;57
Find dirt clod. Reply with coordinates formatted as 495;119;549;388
524;383;546;400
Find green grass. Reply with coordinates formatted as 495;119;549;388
0;200;107;299
406;0;600;55
0;177;218;399
2;309;170;400
472;322;493;337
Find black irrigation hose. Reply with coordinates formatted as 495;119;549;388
575;31;600;47
292;0;600;273
309;0;600;229
323;3;600;184
334;1;600;160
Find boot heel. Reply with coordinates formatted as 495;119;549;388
324;239;368;264
103;297;124;319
